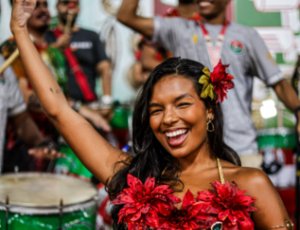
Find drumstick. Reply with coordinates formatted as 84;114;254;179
64;13;74;34
0;48;19;75
64;3;77;34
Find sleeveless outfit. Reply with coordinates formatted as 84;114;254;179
111;159;257;230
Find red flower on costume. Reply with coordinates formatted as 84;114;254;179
210;60;234;103
111;174;181;230
112;174;258;230
196;181;257;230
158;190;207;230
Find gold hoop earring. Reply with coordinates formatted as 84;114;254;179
207;117;214;132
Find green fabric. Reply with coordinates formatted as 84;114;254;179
110;106;133;129
46;46;68;94
55;144;93;179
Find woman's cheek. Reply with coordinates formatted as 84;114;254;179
178;107;203;123
149;115;162;131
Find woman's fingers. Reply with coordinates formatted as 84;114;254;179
11;0;37;32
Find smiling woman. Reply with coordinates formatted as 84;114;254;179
108;58;243;228
107;58;292;230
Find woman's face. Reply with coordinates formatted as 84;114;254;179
149;75;212;159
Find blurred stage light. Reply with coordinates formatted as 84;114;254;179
260;99;277;119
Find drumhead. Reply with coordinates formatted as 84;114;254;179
0;199;97;214
0;173;98;207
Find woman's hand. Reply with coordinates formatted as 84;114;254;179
10;0;36;33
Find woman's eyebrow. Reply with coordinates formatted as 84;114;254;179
149;94;194;108
148;103;162;108
174;93;193;102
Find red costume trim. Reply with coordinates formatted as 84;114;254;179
112;174;257;230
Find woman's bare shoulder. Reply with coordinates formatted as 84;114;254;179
221;160;289;228
221;160;273;192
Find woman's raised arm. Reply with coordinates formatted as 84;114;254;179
10;0;127;183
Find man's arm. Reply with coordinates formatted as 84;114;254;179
96;60;111;96
247;28;300;136
68;100;111;132
18;78;44;113
10;111;44;147
117;0;154;38
93;35;113;115
96;60;113;119
272;79;300;135
49;34;70;52
11;111;64;159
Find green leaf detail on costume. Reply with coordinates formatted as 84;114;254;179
211;222;223;230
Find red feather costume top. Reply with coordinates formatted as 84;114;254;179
111;159;257;230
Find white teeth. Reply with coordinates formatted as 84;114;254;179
200;2;211;7
166;130;187;137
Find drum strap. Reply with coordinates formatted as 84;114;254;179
52;28;97;102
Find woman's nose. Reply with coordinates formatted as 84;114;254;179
162;107;179;125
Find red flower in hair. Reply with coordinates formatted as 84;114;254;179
196;181;257;230
159;190;207;230
210;60;234;103
111;174;180;230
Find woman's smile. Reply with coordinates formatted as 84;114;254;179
164;128;189;147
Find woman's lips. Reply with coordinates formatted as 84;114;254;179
164;130;189;147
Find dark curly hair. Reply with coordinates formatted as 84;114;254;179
107;57;240;230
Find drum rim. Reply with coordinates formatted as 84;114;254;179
0;173;98;207
0;197;98;215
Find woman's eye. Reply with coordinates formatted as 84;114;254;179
178;103;191;107
150;109;162;115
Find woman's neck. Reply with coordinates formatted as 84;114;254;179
178;141;216;174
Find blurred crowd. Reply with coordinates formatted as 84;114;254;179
1;0;115;171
